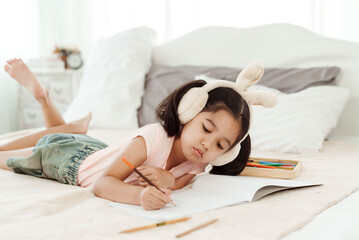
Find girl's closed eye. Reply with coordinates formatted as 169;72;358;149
217;142;224;150
203;124;210;133
203;123;226;150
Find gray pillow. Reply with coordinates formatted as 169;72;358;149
137;64;340;127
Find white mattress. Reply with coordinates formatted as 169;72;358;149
0;128;358;240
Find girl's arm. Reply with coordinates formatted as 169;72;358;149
93;136;171;210
172;173;196;190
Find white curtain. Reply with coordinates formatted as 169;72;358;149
0;0;358;134
0;0;40;134
35;0;359;60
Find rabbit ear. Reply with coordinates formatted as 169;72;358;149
236;60;264;91
244;91;277;108
235;60;277;108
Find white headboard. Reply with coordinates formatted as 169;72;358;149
152;23;359;140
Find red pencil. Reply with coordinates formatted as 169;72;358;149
121;158;176;206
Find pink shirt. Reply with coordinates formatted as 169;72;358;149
77;123;207;188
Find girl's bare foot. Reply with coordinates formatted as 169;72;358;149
4;58;47;101
68;113;93;134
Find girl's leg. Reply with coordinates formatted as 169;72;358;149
0;147;33;171
3;58;92;149
4;58;65;128
0;114;92;151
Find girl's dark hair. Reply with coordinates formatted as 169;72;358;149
156;80;251;176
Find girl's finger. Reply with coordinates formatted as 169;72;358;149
140;178;149;184
144;189;166;209
142;197;159;210
150;188;170;205
136;173;149;182
138;181;149;187
140;173;154;182
160;188;172;196
136;165;146;171
138;167;152;176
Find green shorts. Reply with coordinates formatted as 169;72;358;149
6;133;108;185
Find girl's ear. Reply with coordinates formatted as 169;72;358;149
236;60;264;91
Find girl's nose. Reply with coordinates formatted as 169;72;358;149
201;140;208;151
202;136;215;151
202;135;218;151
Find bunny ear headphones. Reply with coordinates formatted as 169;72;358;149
177;60;277;166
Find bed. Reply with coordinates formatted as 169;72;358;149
1;23;359;240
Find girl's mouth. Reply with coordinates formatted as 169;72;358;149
193;147;203;158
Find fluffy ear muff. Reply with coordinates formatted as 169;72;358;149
211;142;241;166
178;87;208;124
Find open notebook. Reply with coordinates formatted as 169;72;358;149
108;174;320;221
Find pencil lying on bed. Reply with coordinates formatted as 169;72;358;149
121;158;176;206
120;217;190;233
176;218;219;238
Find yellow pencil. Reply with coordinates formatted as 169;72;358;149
120;217;191;233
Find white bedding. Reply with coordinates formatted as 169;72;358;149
1;129;358;240
285;190;359;240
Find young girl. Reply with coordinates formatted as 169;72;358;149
0;58;276;211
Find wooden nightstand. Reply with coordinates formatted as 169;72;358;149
18;70;82;129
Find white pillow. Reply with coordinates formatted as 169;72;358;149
195;74;349;154
249;85;348;153
64;27;156;129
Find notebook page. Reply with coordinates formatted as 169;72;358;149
108;174;320;221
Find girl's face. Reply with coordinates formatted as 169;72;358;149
180;109;241;164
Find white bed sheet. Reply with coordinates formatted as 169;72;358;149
0;129;358;240
284;190;359;240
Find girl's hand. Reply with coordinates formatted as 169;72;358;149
140;186;172;210
136;165;175;189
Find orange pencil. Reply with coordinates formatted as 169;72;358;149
122;158;176;206
246;162;276;169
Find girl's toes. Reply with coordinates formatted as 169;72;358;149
4;65;10;72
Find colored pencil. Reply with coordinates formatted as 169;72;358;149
249;157;296;164
176;218;218;238
121;158;176;206
246;163;276;169
120;217;190;233
248;160;295;166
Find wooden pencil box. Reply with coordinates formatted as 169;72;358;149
240;157;303;179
